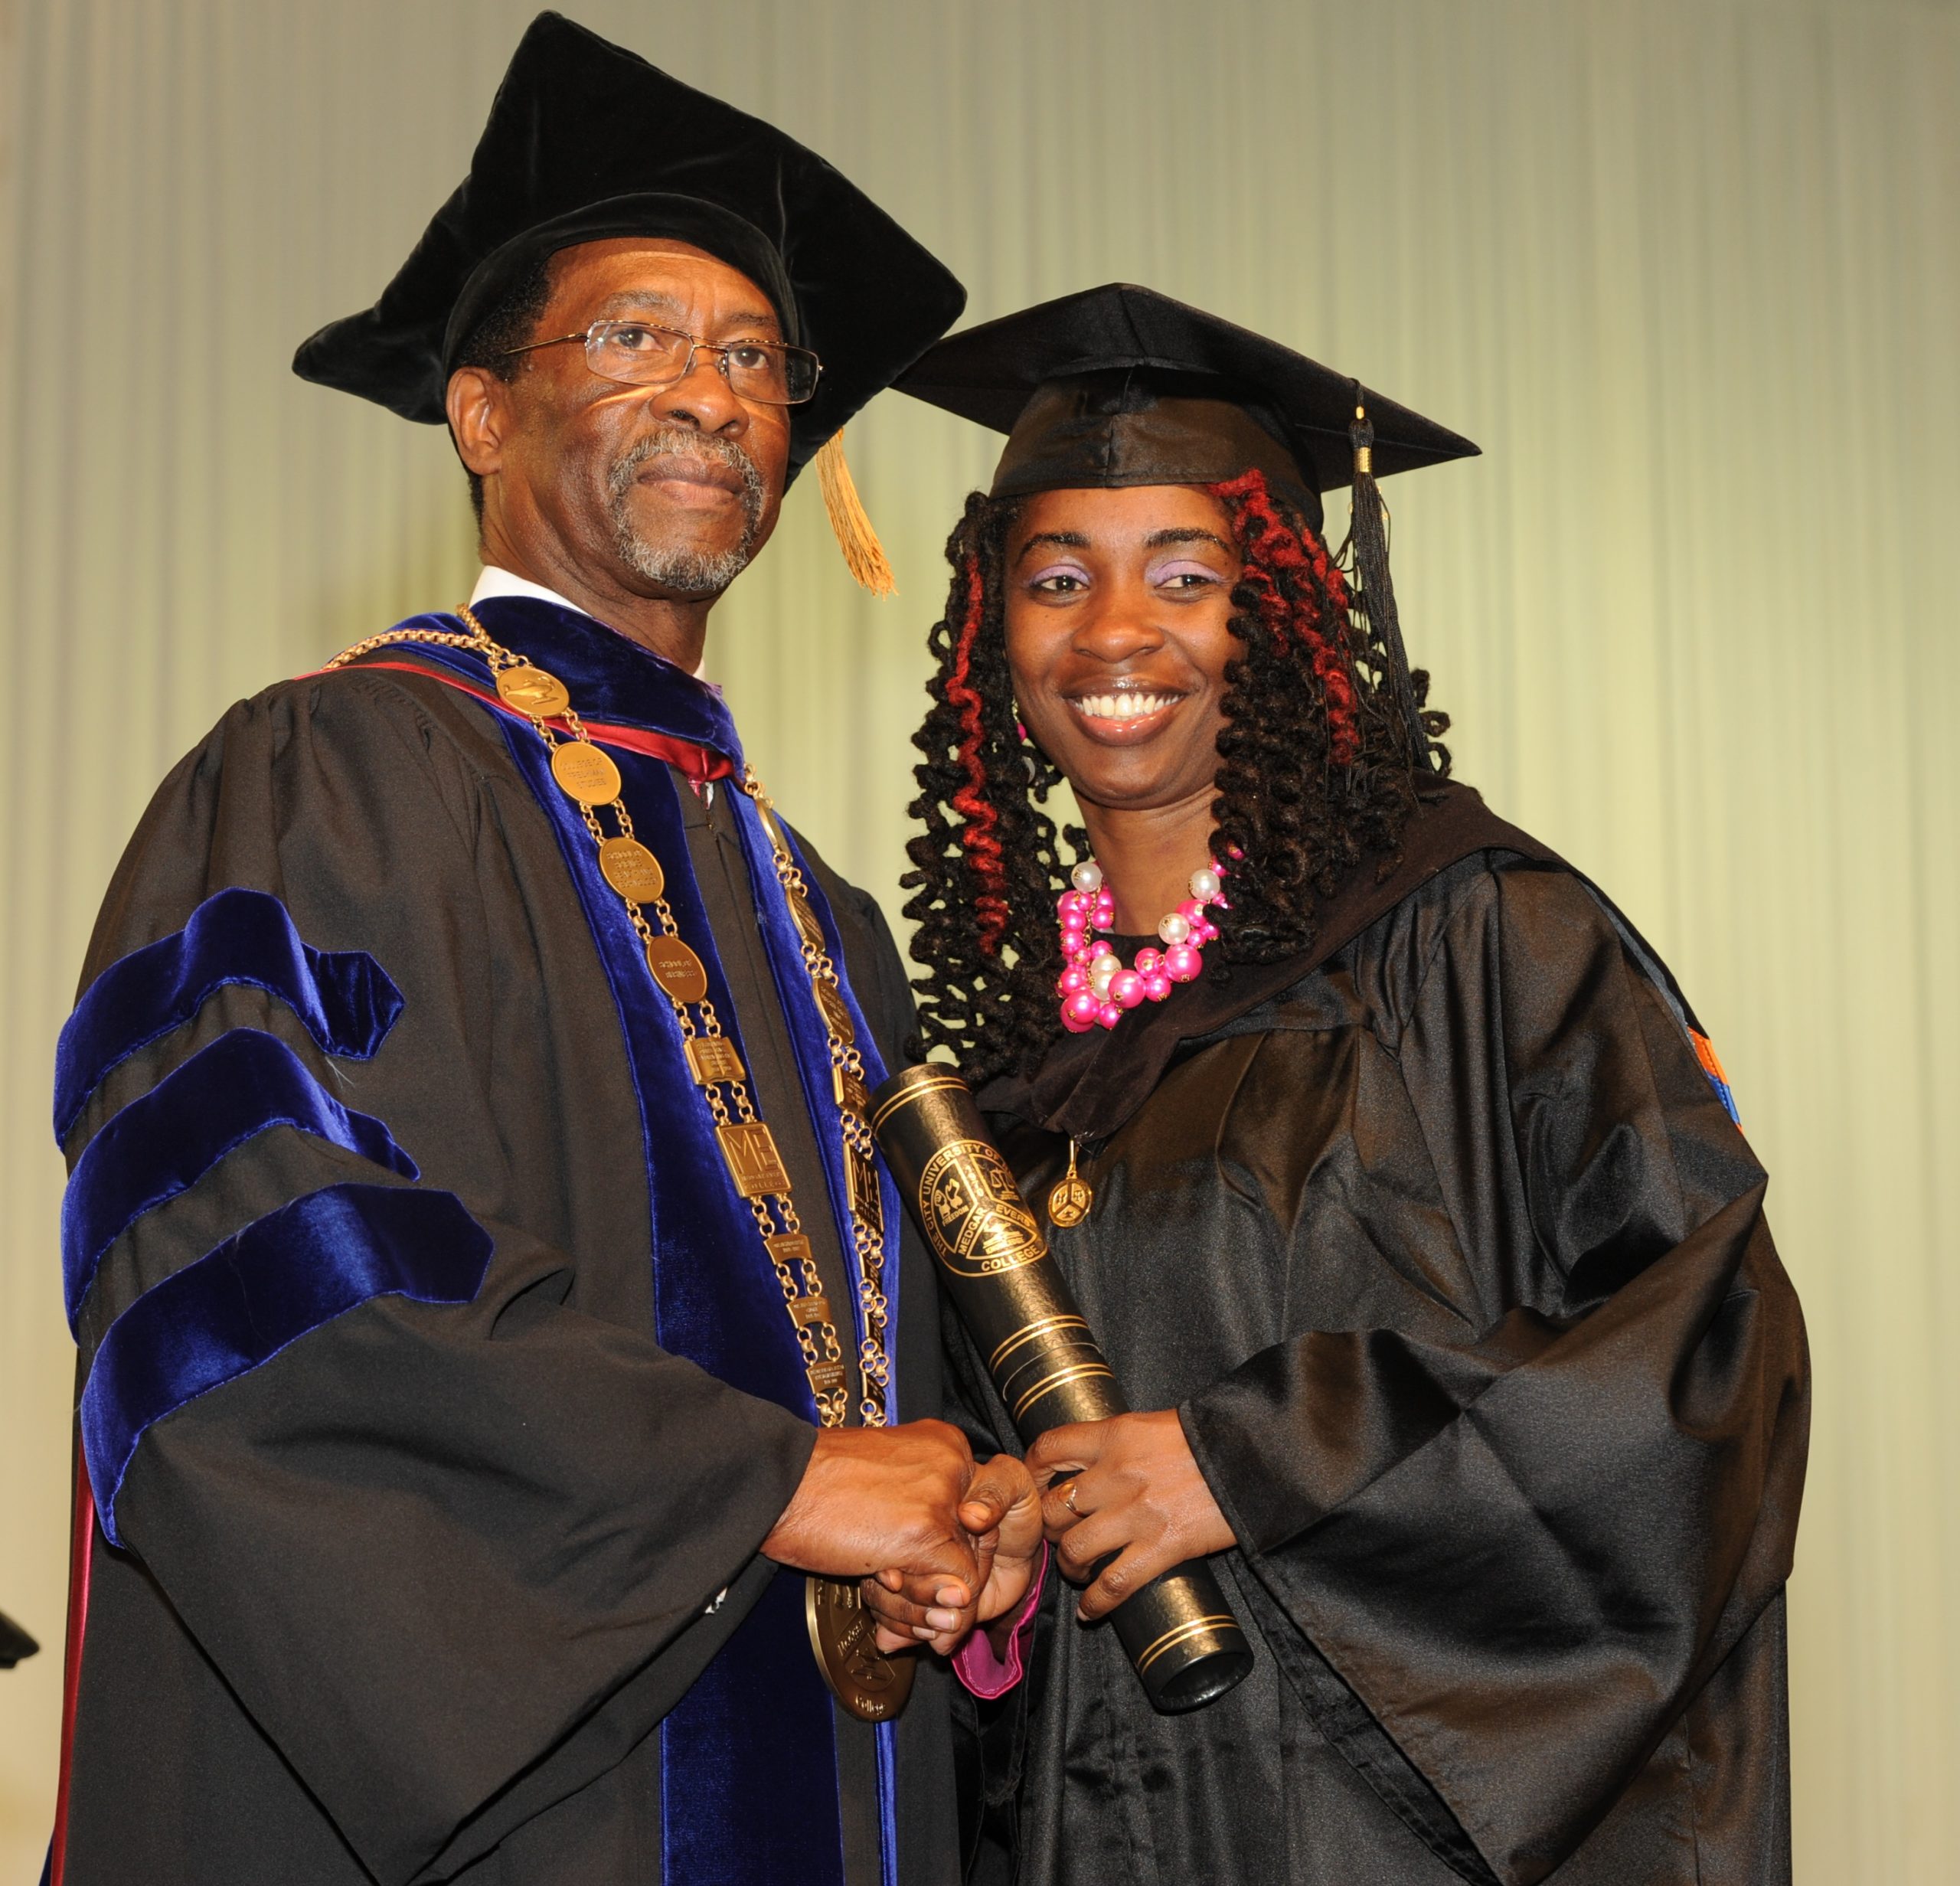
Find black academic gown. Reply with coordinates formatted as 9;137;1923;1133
956;789;1808;1886
52;599;958;1886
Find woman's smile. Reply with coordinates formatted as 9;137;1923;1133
1063;684;1189;740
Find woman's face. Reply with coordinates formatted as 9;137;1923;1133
1003;484;1243;815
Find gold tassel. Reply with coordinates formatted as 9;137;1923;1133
815;429;897;597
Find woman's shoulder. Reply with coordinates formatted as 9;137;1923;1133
1257;834;1622;1050
1354;841;1599;966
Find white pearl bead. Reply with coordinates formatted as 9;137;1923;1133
1158;912;1192;945
1089;963;1116;997
1188;866;1221;901
1071;860;1104;894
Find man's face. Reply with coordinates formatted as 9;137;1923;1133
466;237;794;600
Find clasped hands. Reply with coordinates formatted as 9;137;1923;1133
766;1410;1233;1660
761;1420;1043;1656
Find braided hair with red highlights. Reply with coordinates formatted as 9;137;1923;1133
903;472;1446;1084
940;553;1013;953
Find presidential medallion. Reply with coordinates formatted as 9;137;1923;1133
805;1574;916;1722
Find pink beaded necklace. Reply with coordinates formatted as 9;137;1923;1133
1057;859;1226;1033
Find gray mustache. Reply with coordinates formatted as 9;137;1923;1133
608;430;764;515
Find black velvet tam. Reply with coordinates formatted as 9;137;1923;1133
292;11;965;481
900;283;1477;526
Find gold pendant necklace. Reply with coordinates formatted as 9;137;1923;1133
327;609;910;1721
1047;1139;1093;1229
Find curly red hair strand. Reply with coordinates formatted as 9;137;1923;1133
941;553;1012;953
1210;469;1362;766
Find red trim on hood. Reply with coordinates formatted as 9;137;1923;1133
310;658;736;783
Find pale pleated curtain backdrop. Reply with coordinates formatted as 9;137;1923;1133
1;0;1954;1878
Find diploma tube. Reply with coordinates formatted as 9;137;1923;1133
871;1064;1253;1714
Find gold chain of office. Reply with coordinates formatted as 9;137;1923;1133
323;606;893;1432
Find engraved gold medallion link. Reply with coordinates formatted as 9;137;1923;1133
327;608;907;1718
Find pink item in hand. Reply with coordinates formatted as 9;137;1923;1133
951;1544;1050;1700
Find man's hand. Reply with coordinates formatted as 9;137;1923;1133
761;1419;982;1608
1025;1410;1235;1621
861;1453;1042;1655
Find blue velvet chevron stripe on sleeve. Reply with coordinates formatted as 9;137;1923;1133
61;1028;420;1331
80;1184;495;1546
54;887;405;1142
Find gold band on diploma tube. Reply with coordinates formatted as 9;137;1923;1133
1011;1361;1119;1422
989;1314;1092;1373
872;1062;1254;1714
1136;1616;1242;1675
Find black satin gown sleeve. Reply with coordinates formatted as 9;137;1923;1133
61;671;816;1886
1179;855;1808;1886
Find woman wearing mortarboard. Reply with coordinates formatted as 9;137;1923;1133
871;286;1808;1885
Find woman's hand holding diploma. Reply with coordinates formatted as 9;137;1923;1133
1029;1411;1236;1621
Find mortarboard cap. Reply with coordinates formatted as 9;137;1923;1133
293;11;965;583
898;283;1477;534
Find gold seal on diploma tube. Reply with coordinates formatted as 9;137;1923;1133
871;1063;1254;1714
918;1139;1045;1276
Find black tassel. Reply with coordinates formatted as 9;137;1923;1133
1346;393;1437;775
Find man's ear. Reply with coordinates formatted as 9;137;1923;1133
446;366;510;479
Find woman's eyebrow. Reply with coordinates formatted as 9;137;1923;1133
1143;528;1233;551
1014;531;1090;567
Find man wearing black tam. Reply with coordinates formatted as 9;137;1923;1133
880;285;1808;1885
44;16;1039;1886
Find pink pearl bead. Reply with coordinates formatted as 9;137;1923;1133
1195;918;1220;943
1057;890;1086;920
1096;1001;1122;1029
1143;972;1173;1001
1058;966;1089;995
1178;898;1206;925
1060;1005;1096;1034
1060;923;1086;951
1110;969;1145;1008
1063;989;1102;1027
1164;943;1203;982
1133;947;1162;974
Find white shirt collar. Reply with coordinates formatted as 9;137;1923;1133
469;564;710;682
469;564;593;617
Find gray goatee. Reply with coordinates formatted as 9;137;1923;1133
606;429;767;597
